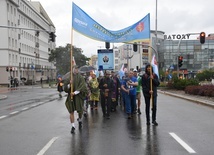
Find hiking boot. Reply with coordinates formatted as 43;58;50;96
106;114;110;119
71;127;75;134
79;121;82;129
138;108;141;114
146;122;150;126
152;121;158;126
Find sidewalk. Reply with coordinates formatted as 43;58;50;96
158;90;214;108
0;84;57;100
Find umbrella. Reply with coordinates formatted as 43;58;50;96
62;65;96;81
78;65;96;73
62;71;71;81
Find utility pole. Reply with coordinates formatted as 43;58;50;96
124;44;133;70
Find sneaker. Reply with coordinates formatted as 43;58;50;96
152;121;158;126
79;121;82;129
137;109;141;114
71;127;75;134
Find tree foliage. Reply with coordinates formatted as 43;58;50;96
48;44;90;75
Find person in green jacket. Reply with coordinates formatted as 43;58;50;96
134;69;142;114
64;66;87;134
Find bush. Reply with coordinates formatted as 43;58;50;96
171;78;199;90
185;85;214;97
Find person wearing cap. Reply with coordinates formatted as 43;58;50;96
99;70;114;119
64;66;88;134
88;71;100;110
133;69;142;114
121;70;138;119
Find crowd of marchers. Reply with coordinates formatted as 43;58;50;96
57;65;160;134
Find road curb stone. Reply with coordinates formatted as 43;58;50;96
158;90;214;108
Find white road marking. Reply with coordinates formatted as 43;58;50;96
31;104;37;107
169;132;196;153
21;107;29;111
10;111;19;115
0;115;7;119
37;137;59;155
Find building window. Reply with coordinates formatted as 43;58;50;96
7;3;9;12
8;37;11;46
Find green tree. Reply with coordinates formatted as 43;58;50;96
49;44;90;75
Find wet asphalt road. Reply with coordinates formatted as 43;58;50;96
0;87;214;155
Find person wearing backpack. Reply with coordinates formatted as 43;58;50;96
141;64;160;126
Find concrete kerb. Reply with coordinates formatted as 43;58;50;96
158;90;214;108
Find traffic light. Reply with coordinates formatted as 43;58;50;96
49;32;56;42
133;43;138;52
105;42;110;49
200;32;206;44
6;67;8;72
178;56;183;68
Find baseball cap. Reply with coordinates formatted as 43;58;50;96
133;69;137;72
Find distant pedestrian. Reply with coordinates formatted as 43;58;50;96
64;66;88;134
88;72;100;110
141;64;160;126
57;77;63;98
121;71;138;119
111;71;120;112
40;77;43;87
133;69;142;114
99;70;114;119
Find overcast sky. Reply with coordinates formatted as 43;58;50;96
37;0;214;57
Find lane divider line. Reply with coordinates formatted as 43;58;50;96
169;132;196;153
0;115;7;119
10;111;19;115
37;136;59;155
21;107;29;111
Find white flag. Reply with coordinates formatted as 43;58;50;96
151;55;159;79
72;56;76;65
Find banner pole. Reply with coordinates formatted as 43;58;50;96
70;28;74;100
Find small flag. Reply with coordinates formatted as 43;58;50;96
72;56;76;65
151;55;159;79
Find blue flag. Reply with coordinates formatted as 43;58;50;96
72;2;150;43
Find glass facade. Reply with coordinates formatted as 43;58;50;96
158;39;214;74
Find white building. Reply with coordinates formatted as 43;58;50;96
117;30;165;71
0;0;56;85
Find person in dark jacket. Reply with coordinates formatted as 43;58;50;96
111;71;121;112
99;70;114;119
142;64;160;126
57;77;63;98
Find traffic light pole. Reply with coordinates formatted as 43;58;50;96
177;38;182;78
176;32;201;78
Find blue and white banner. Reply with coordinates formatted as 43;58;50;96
72;2;150;43
97;49;114;70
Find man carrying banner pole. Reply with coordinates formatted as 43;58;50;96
142;53;160;126
63;28;87;134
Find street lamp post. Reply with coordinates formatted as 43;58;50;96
124;44;133;70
